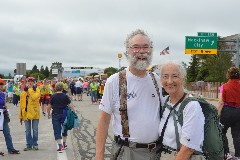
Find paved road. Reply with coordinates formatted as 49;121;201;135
0;95;234;160
0;99;76;160
71;96;234;159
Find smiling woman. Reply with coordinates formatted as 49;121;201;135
157;60;205;160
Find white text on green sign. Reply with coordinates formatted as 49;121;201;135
185;36;217;49
197;32;217;37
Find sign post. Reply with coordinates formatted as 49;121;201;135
118;53;122;70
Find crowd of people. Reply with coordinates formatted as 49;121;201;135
0;76;106;156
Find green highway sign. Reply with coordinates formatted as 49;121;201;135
198;32;217;37
185;36;217;49
71;67;93;69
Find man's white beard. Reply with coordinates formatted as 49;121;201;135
128;53;152;71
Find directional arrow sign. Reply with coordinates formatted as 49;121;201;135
185;36;217;54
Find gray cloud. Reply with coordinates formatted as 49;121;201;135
0;0;240;75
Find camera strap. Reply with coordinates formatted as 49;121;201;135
119;70;130;138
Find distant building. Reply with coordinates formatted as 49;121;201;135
62;67;104;78
222;34;240;66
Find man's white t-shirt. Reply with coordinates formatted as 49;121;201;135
99;68;163;143
159;95;205;152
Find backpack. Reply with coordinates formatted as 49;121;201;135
69;82;75;89
177;97;224;160
63;107;78;130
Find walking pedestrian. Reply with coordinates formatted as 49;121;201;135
69;79;76;101
0;79;20;155
47;82;75;153
13;82;20;107
218;67;240;159
75;78;83;101
39;80;51;116
7;80;14;103
90;79;98;104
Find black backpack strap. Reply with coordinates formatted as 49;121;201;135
159;93;186;148
119;70;130;138
149;72;162;119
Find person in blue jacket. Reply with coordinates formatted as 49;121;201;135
0;79;20;156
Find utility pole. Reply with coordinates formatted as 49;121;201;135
118;54;122;70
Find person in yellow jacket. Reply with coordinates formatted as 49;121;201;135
13;82;20;107
19;77;40;151
39;80;51;116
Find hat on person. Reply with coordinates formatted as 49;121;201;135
26;77;35;82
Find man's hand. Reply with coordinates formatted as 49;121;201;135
20;119;23;125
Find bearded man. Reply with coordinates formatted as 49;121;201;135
96;29;163;160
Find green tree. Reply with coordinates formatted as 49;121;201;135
196;38;233;82
40;65;45;75
30;65;39;75
5;73;13;79
0;74;4;79
187;55;200;82
204;53;232;82
30;72;45;81
196;63;209;81
49;69;53;79
104;67;118;77
26;70;31;77
44;66;50;78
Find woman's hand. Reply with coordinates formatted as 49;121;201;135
175;145;194;160
20;119;23;125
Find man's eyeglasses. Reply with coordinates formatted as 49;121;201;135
128;46;152;53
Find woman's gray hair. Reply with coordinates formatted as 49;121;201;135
158;60;188;92
158;60;187;78
124;29;153;49
55;82;63;91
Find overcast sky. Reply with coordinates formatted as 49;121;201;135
0;0;240;75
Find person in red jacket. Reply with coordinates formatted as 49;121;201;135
218;67;240;159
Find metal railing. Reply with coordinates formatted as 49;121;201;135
186;82;222;99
